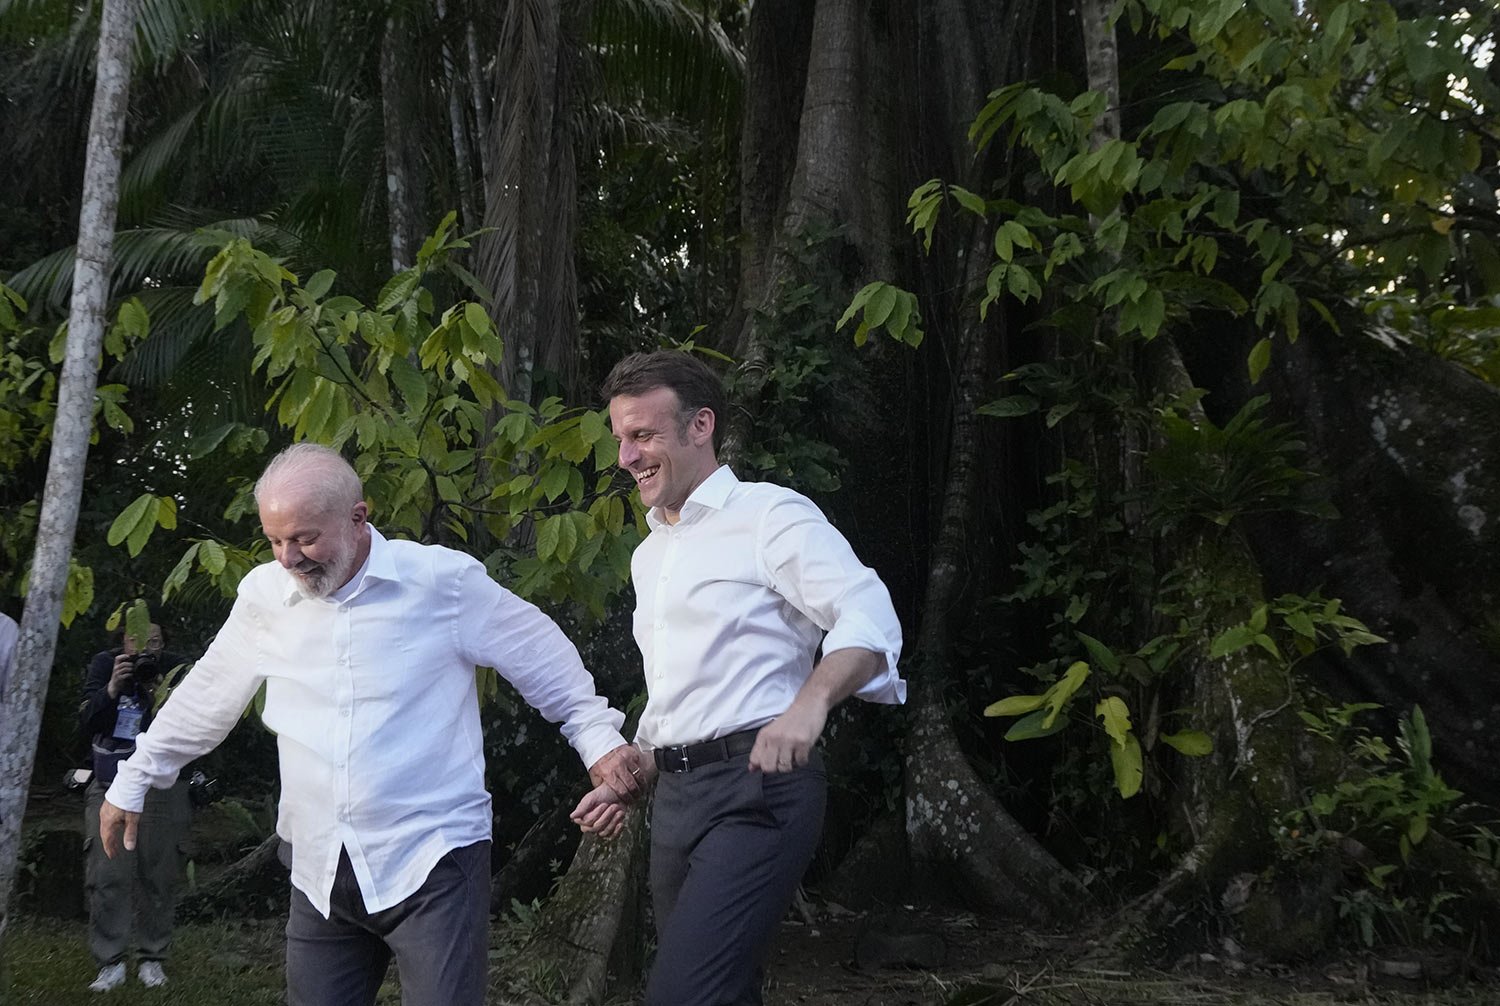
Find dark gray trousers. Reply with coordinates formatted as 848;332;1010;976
84;778;190;966
646;749;826;1006
284;841;490;1006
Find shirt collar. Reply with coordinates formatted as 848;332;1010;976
646;465;737;531
281;525;396;606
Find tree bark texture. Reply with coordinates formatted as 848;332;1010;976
0;0;137;944
903;230;1092;922
381;11;423;272
477;0;587;403
496;801;648;1004
1185;326;1500;805
437;0;481;232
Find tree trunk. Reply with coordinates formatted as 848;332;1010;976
476;0;587;403
437;0;481;232
381;10;423;272
0;0;137;945
1186;327;1500;805
903;229;1092;923
496;801;649;1004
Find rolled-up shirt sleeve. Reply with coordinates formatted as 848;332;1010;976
105;595;267;812
456;560;627;769
760;496;906;704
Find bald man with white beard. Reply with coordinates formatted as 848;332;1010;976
100;442;641;1006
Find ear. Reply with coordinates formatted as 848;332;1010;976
352;500;369;525
689;407;715;448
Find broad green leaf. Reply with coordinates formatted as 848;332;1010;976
1004;709;1070;741
1110;733;1144;798
977;395;1039;418
1095;696;1133;748
1042;661;1090;728
983;694;1047;717
199;539;227;574
1159;730;1213;756
108;493;155;548
1247;337;1272;384
1075;632;1120;674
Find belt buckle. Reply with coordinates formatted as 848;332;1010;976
678;747;690;773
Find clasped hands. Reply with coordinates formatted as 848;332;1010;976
573;703;826;841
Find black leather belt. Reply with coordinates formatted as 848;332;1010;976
653;728;760;774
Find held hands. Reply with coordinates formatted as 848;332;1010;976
587;743;650;801
570;783;629;840
99;798;140;858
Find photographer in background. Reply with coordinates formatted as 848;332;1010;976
78;623;191;993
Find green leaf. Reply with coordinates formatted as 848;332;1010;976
536;516;562;560
464;301;491;336
108;494;155;549
304;269;336;300
1159;730;1213;756
977;395;1039;418
1247;337;1272;384
1075;632;1120;674
388;355;429;414
1110;733;1144;798
1004;709;1069;741
1095;696;1133;748
1042;660;1090;728
1209;624;1257;659
983;694;1047;717
199;539;227;574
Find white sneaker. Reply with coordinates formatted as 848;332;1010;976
88;962;126;992
138;960;168;987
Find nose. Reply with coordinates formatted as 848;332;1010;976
617;439;640;468
277;542;302;568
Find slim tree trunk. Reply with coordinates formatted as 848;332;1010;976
466;14;492;189
382;11;422;272
0;0;137;944
437;0;481;231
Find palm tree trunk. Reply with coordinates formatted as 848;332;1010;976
382;11;422;271
0;0;138;945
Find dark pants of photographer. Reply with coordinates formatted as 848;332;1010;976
84;778;191;967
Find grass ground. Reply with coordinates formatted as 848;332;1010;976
5;908;1499;1006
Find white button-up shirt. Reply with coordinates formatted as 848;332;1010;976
106;526;626;917
632;466;905;749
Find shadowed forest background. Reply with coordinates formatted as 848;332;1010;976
3;0;1500;1002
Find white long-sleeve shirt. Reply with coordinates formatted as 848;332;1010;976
106;526;626;917
631;466;906;749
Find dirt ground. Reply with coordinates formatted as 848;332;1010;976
758;906;1500;1006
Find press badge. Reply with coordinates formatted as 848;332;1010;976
113;702;143;741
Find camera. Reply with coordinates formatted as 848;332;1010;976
128;650;161;679
188;770;221;808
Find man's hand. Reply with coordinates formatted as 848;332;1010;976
748;647;885;773
99;798;140;857
748;698;827;773
570;783;628;840
588;743;648;801
106;653;135;700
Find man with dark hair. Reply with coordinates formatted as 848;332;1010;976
100;443;643;1006
576;350;906;1006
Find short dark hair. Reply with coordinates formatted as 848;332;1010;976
601;351;728;452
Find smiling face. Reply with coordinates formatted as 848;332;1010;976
259;490;370;599
608;386;719;524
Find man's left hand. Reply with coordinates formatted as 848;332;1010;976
748;700;827;773
588;743;646;801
